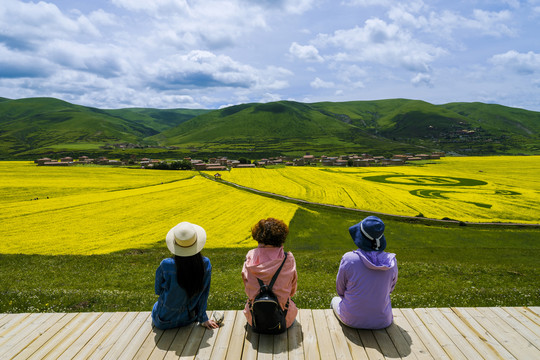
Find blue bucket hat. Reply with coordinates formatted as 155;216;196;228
349;216;386;251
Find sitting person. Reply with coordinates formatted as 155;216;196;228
331;216;398;329
242;218;298;333
152;221;219;330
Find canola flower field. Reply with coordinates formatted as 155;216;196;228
0;162;298;255
1;156;538;256
212;156;540;224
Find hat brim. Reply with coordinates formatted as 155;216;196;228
166;223;207;256
349;222;386;252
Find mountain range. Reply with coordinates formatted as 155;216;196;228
0;97;538;159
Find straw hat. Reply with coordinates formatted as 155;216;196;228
166;222;206;256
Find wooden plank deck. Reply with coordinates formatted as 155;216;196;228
1;307;539;359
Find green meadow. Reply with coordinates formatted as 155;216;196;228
1;203;538;313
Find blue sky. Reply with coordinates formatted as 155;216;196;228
1;0;540;110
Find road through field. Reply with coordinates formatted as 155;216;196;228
204;174;540;227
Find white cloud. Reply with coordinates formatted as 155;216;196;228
1;0;540;110
43;40;127;78
490;50;540;74
289;42;324;62
0;0;100;49
314;18;445;72
411;72;433;87
389;6;515;38
145;50;290;91
88;9;118;26
342;0;391;6
310;77;335;88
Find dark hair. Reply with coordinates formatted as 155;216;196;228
251;218;289;247
174;253;205;298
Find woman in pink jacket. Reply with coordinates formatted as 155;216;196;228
242;218;298;331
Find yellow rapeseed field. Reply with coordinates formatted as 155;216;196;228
216;156;540;224
0;162;298;255
1;156;538;255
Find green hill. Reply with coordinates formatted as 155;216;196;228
0;97;538;159
0;97;209;158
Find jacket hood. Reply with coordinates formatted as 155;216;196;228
244;246;286;279
355;249;396;270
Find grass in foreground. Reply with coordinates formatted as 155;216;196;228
1;204;538;313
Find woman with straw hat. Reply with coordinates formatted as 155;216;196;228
151;221;219;330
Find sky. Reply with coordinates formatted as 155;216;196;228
1;0;540;111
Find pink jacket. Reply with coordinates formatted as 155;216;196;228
242;245;298;328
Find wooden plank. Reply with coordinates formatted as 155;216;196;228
133;326;165;360
384;314;418;360
1;313;63;360
208;310;235;360
528;307;540;317
299;309;319;360
0;313;31;336
194;312;220;360
392;309;432;360
104;312;151;360
495;307;540;350
426;308;482;359
256;334;274;360
0;313;41;348
241;320;259;360
71;312;128;360
2;308;539;360
513;307;540;327
452;307;515;360
324;309;353;360
312;309;337;360
475;307;540;358
163;322;197;360
0;313;52;349
500;307;540;339
115;313;153;360
372;328;400;360
273;329;289;360
414;308;467;360
148;327;180;360
438;308;501;360
225;311;247;360
85;311;139;360
335;324;369;360
356;329;383;360
401;308;449;360
40;312;103;360
179;322;207;360
19;312;85;359
13;313;77;360
58;312;115;360
287;310;305;360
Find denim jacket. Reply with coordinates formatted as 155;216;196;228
151;256;211;329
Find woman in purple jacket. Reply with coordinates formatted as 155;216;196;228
331;216;398;329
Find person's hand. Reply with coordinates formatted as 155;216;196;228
201;320;219;329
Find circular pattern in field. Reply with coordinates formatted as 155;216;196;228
363;175;488;186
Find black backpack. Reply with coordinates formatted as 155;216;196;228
250;252;290;334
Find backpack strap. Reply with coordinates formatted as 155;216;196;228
268;252;288;291
255;251;288;290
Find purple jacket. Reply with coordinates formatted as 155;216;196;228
336;249;398;329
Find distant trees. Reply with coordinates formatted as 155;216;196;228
238;157;251;164
154;160;193;170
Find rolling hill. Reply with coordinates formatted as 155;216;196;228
0;97;538;159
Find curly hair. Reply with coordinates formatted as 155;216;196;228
251;218;289;247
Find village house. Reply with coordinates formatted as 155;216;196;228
35;151;444;169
